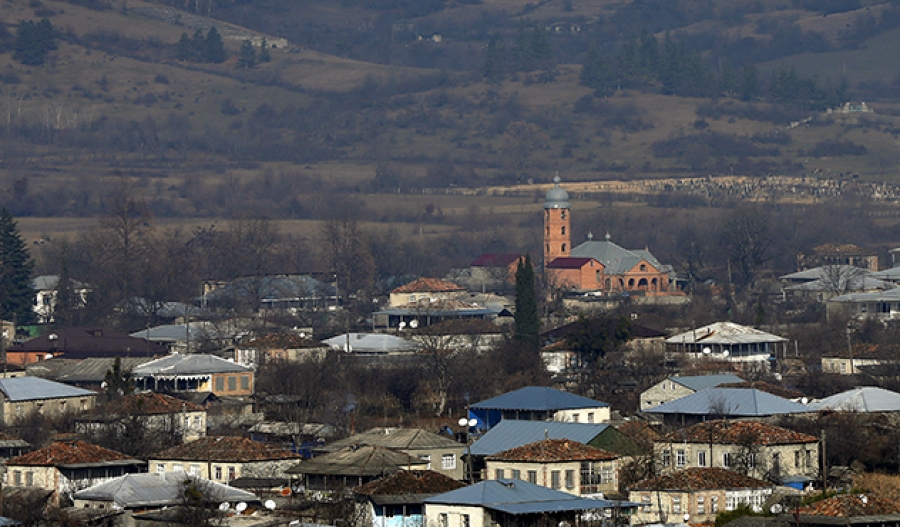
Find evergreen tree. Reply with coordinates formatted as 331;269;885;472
529;26;553;70
514;254;539;349
237;39;257;69
740;64;760;101
14;18;56;65
202;26;227;64
0;209;35;324
259;38;272;63
483;33;506;83
175;32;194;61
190;28;205;56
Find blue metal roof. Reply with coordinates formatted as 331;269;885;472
425;479;638;514
469;421;611;457
644;388;810;416
471;387;608;412
672;374;745;392
0;377;94;402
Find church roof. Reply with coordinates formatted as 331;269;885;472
544;176;570;209
546;257;597;269
570;239;665;275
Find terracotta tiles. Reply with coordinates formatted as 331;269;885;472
391;278;465;294
800;494;900;517
354;469;466;496
487;438;618;462
661;420;817;446
152;436;301;462
99;392;203;415
8;440;132;466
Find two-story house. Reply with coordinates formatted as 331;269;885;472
132;353;254;397
148;436;301;484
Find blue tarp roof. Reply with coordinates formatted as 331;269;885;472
424;479;639;515
643;388;809;416
469;420;611;457
471;386;609;412
672;374;745;391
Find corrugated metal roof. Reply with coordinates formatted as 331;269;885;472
321;428;463;452
785;276;894;292
872;266;900;281
132;353;251;376
808;387;900;413
73;472;257;508
469;421;611;457
643;388;810;416
570;240;666;275
781;266;871;282
471;386;608;412
323;333;418;353
0;377;94;402
830;288;900;303
285;446;427;476
425;479;637;514
41;357;154;383
666;322;787;345
671;374;746;391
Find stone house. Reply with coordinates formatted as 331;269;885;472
653;420;820;483
797;243;879;271
287;445;429;492
76;392;207;442
132;353;254;397
235;333;328;368
148;436;301;484
640;374;745;412
0;377;97;424
484;438;620;497
628;467;775;524
388;278;466;308
353;470;466;527
470;386;611;430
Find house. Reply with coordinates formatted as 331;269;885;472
666;322;789;370
323;333;419;355
235;333;328;368
827;288;900;322
26;356;153;391
73;472;258;518
201;274;338;312
353;470;466;527
643;388;811;426
132;353;254;396
388;278;466;308
31;275;90;324
820;343;900;374
286;445;429;492
130;322;237;354
423;478;640;527
468;253;524;285
781;268;894;302
408;319;505;354
76;392;208;442
485;438;620;497
653;420;820;483
0;377;97;424
807;386;900;413
5;440;145;504
797;243;879;271
248;422;336;455
640;374;746;412
148;436;301;484
0;433;30;462
317;428;466;480
540;320;667;376
628;468;775;525
5;327;165;365
794;493;900;527
469;386;611;430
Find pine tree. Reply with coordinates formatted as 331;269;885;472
483;33;505;83
14;18;56;65
259;38;272;63
237;39;256;69
514;254;539;350
0;209;35;324
202;26;227;64
175;32;194;61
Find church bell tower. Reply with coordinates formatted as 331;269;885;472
543;175;571;265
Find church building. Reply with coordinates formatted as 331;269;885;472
543;176;673;295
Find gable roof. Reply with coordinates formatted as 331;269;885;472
150;436;299;463
808;387;900;413
470;254;523;267
488;438;617;462
391;278;465;294
73;472;257;508
570;239;666;275
546;257;598;269
799;493;900;517
660;420;817;445
132;353;252;376
34;357;153;384
781;266;872;282
97;392;205;416
717;381;805;399
242;334;324;349
670;374;746;391
322;333;418;353
425;479;635;515
629;467;773;491
202;274;337;304
666;322;787;345
7;327;164;357
285;445;427;476
644;388;810;417
354;470;465;498
470;421;612;457
471;386;608;412
8;440;135;467
785;276;894;293
0;377;95;402
320;428;462;453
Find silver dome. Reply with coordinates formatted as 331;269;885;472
544;175;570;209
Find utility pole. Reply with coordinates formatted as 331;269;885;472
820;429;827;495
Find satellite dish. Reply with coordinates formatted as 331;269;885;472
409;319;419;329
722;350;730;357
458;417;468;427
860;495;868;504
48;333;58;341
801;397;809;405
264;500;276;510
235;502;248;512
399;321;407;330
771;504;783;514
218;502;230;511
702;347;711;355
468;418;477;427
683;513;690;522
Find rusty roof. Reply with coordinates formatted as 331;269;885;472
242;334;324;349
98;392;204;415
800;494;900;517
150;436;301;463
617;421;662;442
8;440;133;467
391;278;465;294
487;438;618;463
661;420;817;445
629;467;772;491
354;469;466;497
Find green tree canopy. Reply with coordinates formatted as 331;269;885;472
564;315;631;363
203;26;228;64
14;18;57;65
514;254;539;349
0;208;35;324
237;39;257;69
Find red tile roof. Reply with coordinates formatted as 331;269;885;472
488;438;618;462
800;494;900;517
629;467;772;491
151;436;301;463
391;278;465;294
354;469;466;496
546;257;598;269
661;420;817;446
8;440;133;466
98;392;204;415
243;334;324;349
618;421;662;442
470;254;524;267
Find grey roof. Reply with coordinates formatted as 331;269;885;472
132;353;251;377
203;275;337;303
249;422;336;438
0;377;95;402
323;333;418;353
37;357;153;384
829;288;900;303
666;322;787;345
470;421;611;457
671;374;746;391
320;428;463;453
872;266;900;281
32;275;89;291
808;387;900;413
544;176;570;209
130;323;232;344
784;276;895;292
471;386;608;412
780;266;871;282
73;472;257;508
570;240;666;275
285;446;427;476
644;388;810;417
425;479;638;515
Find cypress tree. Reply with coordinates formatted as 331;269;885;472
0;208;35;324
514;254;539;349
202;26;227;64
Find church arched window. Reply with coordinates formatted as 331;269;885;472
561;243;567;252
561;226;566;235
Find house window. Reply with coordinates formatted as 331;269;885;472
241;376;249;390
723;452;733;468
528;471;537;484
561;226;566;235
697;496;706;514
561;243;567;252
385;507;394;518
81;399;88;411
511;469;521;480
193;416;202;429
561;210;566;220
156;463;166;473
13;471;20;486
795;451;801;468
228;376;237;391
640;264;647;271
711;496;719;512
227;466;236;481
439;513;448;527
173;465;183;472
698;451;707;467
601;467;613;484
565;470;575;489
214;466;222;480
495;469;505;480
572;413;580;422
662;449;671;467
806;450;812;468
551;470;561;490
15;405;23;416
216;377;224;391
587;412;595;423
672;496;681;514
642;494;652;512
748;453;757;468
36;404;43;415
420;455;432;470
189;464;200;476
462;514;470;527
60;401;67;411
409;295;417;303
676;449;686;468
441;454;456;470
726;496;736;511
